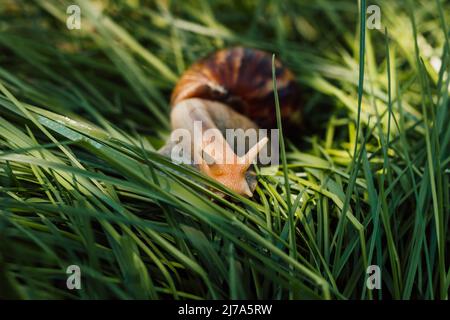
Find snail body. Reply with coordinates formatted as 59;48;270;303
161;47;300;197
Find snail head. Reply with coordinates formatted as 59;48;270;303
198;135;268;197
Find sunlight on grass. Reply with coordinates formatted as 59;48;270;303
0;0;448;299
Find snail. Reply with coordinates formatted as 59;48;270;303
159;47;301;197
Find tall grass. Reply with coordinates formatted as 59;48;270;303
0;0;448;299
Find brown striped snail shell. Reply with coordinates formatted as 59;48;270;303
171;47;301;129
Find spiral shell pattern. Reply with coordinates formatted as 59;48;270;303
171;47;301;128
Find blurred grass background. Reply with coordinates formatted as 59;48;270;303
0;0;448;299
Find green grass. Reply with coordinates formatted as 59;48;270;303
0;0;448;299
